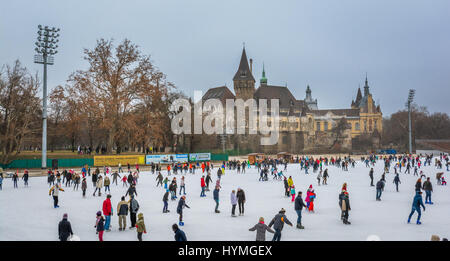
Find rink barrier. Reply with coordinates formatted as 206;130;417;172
0;158;94;169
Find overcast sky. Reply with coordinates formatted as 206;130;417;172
1;0;449;116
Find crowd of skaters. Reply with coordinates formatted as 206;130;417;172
1;152;449;241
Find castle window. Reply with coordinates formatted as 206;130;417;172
316;122;321;131
282;135;288;144
355;122;360;131
364;120;367;131
324;122;328;131
374;120;377;130
369;119;373;132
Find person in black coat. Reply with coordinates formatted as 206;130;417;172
58;213;73;241
172;224;187;241
177;196;190;226
125;184;138;197
236;188;246;216
294;191;307;229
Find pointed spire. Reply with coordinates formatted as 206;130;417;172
364;73;370;97
260;63;267;84
233;46;255;82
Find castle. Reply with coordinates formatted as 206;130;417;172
189;47;383;153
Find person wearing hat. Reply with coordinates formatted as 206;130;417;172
102;194;113;231
268;208;293;241
135;213;147;241
172;223;187;241
408;191;426;224
95;211;105;241
249;217;275;241
58;213;73;241
339;187;351;224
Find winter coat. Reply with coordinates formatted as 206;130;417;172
96;217;105;232
58;218;73;240
376;180;383;189
200;177;206;187
136;213;146;233
236;190;246;203
177;198;189;214
283;179;288;188
287;178;293;187
415;181;422;192
163;191;169;202
422;181;433;192
96;179;103;188
268;213;292;231
174;228;187;241
213;188;219;200
129;198;140;213
249;222;275;241
295;196;307;211
102;198;112;216
49;185;64;196
126;186;137;197
104;177;110;186
117;200;129;216
412;193;425;210
339;192;351;211
230;192;238;205
393;175;400;184
205;175;212;185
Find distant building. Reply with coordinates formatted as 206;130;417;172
191;47;382;153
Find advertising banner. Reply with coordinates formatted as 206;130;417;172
146;154;189;164
94;155;145;167
189;153;211;161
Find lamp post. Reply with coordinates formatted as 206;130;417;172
34;25;60;169
406;89;415;155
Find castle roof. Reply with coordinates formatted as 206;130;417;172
232;47;255;82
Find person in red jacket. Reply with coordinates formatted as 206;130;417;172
200;176;206;197
102;194;113;232
167;165;171;175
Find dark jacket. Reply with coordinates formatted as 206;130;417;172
236;190;246;203
422;181;433;192
249;222;275;241
213;188;219;200
415;181;422;192
376;180;383;189
58;218;73;241
268;213;292;231
177;198;190;214
339;192;351;211
294;196;307;210
96;217;104;232
126;186;137;197
117;200;129;216
393;175;400;184
163;191;169;201
174;228;187;241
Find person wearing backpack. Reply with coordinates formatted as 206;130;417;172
117;196;129;231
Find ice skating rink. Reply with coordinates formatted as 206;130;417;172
1;159;449;241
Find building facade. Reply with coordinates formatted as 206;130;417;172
192;47;382;153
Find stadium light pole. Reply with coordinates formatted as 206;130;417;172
34;25;60;169
406;89;415;155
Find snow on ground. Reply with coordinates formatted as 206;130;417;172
1;159;449;241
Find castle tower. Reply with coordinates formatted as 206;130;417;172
233;46;255;100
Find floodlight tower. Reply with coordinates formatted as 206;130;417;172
406;89;415;155
34;25;60;169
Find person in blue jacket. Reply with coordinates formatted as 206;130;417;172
172;223;187;241
408;191;426;224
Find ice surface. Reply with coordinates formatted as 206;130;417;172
0;159;449;241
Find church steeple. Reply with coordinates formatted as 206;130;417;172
260;63;267;85
364;73;370;97
233;46;256;100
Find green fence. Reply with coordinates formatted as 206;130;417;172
1;158;94;169
211;153;229;161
